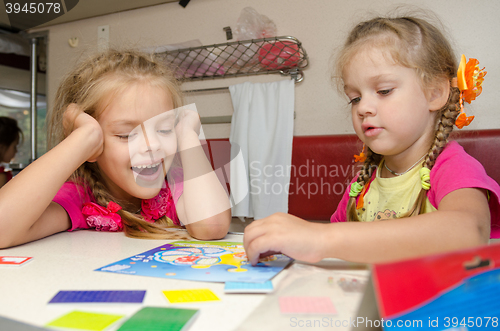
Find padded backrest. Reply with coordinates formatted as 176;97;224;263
204;129;500;220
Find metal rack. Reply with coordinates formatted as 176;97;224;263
159;36;309;88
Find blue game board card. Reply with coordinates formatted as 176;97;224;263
48;290;146;304
95;241;292;283
224;281;274;293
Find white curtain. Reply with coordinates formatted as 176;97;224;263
229;79;295;219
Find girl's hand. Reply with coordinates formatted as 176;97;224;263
175;108;201;145
63;103;103;162
243;213;327;266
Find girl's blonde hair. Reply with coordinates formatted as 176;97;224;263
48;49;190;239
334;15;461;222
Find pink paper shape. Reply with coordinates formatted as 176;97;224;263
279;296;337;314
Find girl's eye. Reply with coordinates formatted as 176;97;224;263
378;88;394;96
158;129;173;135
117;133;137;141
348;97;361;105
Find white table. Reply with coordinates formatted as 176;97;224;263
0;231;369;330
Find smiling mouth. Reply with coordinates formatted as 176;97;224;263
131;160;163;176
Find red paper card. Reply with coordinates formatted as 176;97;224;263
0;256;33;266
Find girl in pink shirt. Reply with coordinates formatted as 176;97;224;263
0;50;231;248
244;13;499;265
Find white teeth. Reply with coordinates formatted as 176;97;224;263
133;162;161;169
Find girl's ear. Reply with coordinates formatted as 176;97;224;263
428;79;450;112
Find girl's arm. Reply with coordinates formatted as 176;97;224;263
244;187;490;265
174;109;231;240
0;106;103;248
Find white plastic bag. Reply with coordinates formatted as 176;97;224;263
234;7;277;40
225;7;277;69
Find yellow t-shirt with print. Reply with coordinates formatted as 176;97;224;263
356;162;437;222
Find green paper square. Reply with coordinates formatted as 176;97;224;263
117;307;198;331
46;311;124;331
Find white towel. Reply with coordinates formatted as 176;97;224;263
229;79;295;219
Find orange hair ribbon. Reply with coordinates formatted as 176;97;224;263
455;54;487;129
354;143;367;163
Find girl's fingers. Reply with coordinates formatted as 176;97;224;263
246;232;282;266
245;233;268;266
244;219;283;265
61;103;104;162
175;109;201;137
242;219;266;251
62;103;82;136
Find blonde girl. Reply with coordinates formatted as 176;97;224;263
244;14;500;265
0;49;231;248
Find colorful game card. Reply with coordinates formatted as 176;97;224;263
224;281;274;293
279;296;337;314
162;289;220;304
45;311;124;331
95;241;291;283
0;256;33;266
116;307;198;331
48;290;146;304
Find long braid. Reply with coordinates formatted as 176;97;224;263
347;148;382;222
403;85;461;217
425;87;461;168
